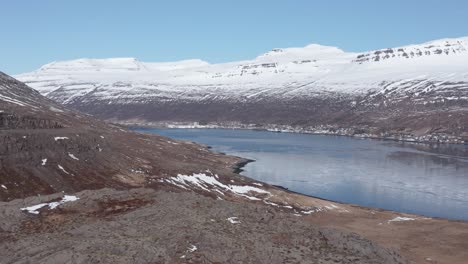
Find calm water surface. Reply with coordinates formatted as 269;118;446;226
135;128;468;221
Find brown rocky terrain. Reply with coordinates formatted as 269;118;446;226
0;189;407;264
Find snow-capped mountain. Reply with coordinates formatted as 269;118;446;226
16;37;468;143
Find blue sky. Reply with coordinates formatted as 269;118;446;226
2;0;468;74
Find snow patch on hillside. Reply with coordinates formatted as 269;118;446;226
21;195;80;214
388;216;415;223
68;153;79;160
162;173;270;200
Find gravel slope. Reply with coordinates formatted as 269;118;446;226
0;188;407;264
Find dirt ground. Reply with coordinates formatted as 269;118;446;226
0;188;406;264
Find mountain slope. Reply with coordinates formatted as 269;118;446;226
0;71;242;201
16;37;468;143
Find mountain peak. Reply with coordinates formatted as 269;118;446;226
303;43;344;52
34;58;211;74
420;36;468;46
37;57;144;73
256;43;347;63
354;36;468;64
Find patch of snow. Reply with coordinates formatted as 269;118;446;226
68;153;79;160
21;195;79;214
301;204;348;215
164;173;270;200
187;245;197;253
388;216;415;223
227;217;241;224
0;94;27;107
58;165;70;174
229;185;270;195
49;106;64;112
213;189;225;196
263;200;280;207
325;204;340;210
54;137;69;141
100;135;105;139
20;203;48;215
130;168;144;174
41;158;47;166
241;195;261;201
1;184;7;190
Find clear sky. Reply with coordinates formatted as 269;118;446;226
2;0;468;74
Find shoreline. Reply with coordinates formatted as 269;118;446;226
227;154;468;263
231;158;255;174
134;125;468;223
231;155;468;223
126;122;468;145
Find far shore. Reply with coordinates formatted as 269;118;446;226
124;121;468;145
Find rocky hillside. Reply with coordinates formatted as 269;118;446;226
16;37;468;143
0;71;243;201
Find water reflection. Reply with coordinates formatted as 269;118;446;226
135;128;468;220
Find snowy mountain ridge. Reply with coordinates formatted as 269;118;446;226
36;58;211;73
354;37;468;64
18;37;468;88
15;37;468;143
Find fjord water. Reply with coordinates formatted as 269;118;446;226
136;128;468;221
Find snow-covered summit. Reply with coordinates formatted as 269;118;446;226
36;58;210;73
354;37;468;64
38;58;145;72
256;43;347;61
19;37;468;88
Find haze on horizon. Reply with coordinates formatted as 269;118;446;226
2;0;468;75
